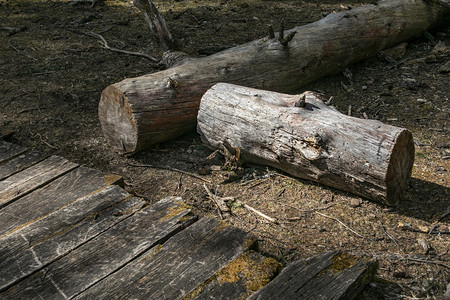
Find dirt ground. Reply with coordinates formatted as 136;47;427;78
1;0;449;298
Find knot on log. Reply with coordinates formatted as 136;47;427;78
294;134;323;161
294;95;306;108
197;83;415;205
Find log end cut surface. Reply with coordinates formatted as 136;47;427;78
99;84;138;155
385;129;415;206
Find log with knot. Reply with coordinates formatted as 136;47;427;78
197;83;415;206
98;0;449;155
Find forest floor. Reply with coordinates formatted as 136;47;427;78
1;0;449;298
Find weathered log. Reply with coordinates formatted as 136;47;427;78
99;0;449;155
197;83;414;205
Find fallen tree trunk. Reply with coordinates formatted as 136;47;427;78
197;83;415;205
99;0;449;155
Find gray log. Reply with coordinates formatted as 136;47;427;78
98;0;449;155
197;83;415;205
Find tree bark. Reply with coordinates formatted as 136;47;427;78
98;0;449;155
197;83;415;205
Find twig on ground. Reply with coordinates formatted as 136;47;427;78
203;184;233;219
380;220;401;249
405;258;450;269
315;211;372;240
285;202;336;213
37;133;59;150
243;203;278;224
89;31;158;61
1;25;26;35
127;162;211;182
8;40;37;61
65;28;158;62
17;107;42;114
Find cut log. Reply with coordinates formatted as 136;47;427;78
98;0;449;155
197;83;414;205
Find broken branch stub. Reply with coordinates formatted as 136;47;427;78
197;83;415;206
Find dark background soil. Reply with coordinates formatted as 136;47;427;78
1;0;449;298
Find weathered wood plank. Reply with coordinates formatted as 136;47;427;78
0;185;144;292
75;218;256;300
190;250;282;300
248;251;378;300
0;150;48;181
0;166;123;237
0;141;28;164
0;155;78;209
0;197;197;299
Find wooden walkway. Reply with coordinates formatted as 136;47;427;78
0;140;377;299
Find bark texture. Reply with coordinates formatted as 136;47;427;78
197;83;414;205
98;0;449;155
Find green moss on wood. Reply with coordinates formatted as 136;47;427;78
216;251;282;291
159;202;193;223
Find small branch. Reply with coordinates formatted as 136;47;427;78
37;133;59;150
133;0;179;52
8;40;37;61
127;162;211;182
243;203;278;224
315;211;371;240
88;31;158;62
279;31;296;47
284;202;335;214
405;258;449;269
203;184;227;219
65;28;158;62
277;20;296;46
0;25;26;35
380;220;401;249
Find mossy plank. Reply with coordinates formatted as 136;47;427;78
0;150;48;181
0;155;78;209
0;197;196;299
74;217;255;300
190;251;282;300
0;166;122;237
0;186;144;292
0;141;28;164
248;251;377;300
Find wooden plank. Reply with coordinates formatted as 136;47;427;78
0;150;48;181
0;185;145;292
0;155;78;209
0;166;123;237
248;251;378;300
75;217;256;300
0;197;197;299
190;250;282;300
0;140;28;164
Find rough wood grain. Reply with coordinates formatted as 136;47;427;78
0;185;144;292
98;0;449;155
0;197;196;299
0;155;78;208
74;218;256;300
0;141;28;163
0;150;47;181
248;251;378;300
190;250;281;300
0;166;123;237
197;83;414;205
